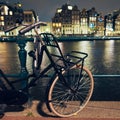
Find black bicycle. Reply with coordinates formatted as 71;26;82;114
0;21;94;117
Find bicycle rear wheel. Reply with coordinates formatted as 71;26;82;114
48;65;94;117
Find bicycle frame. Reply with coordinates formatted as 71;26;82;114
0;22;91;117
0;31;88;91
24;44;61;90
26;31;88;92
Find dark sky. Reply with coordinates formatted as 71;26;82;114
6;0;120;21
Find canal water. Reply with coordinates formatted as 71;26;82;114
0;40;120;101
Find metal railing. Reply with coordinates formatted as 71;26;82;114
0;37;33;78
93;74;120;78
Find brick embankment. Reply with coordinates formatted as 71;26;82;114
0;101;120;120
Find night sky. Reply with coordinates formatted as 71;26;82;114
6;0;120;21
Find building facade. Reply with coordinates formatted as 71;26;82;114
80;8;89;35
52;4;100;36
0;2;37;36
1;2;120;37
52;4;82;36
96;13;105;36
52;3;120;37
114;14;120;35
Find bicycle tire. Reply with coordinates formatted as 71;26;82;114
48;65;94;117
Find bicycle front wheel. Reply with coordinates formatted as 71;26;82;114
48;65;94;117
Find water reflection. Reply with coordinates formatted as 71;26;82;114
0;40;120;100
103;40;115;68
0;42;19;73
0;41;120;74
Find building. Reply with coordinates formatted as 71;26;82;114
0;2;24;36
52;3;120;37
52;3;81;36
105;14;114;36
87;7;98;35
0;2;37;36
112;9;120;36
80;8;89;35
52;3;99;36
72;5;80;35
96;13;105;36
22;10;37;36
114;14;120;35
1;2;120;37
0;2;15;36
40;22;52;33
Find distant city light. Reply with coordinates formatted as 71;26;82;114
68;6;72;10
57;9;62;13
4;6;9;15
17;3;22;7
98;17;104;22
9;11;13;15
90;23;94;28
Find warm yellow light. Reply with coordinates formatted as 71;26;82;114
68;6;73;10
2;21;4;25
9;11;13;15
53;23;55;26
18;3;22;7
56;23;58;27
59;23;61;27
1;16;4;20
57;9;62;13
4;6;8;15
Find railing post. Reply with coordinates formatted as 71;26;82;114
16;36;28;80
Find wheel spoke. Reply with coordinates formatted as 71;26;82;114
48;66;94;117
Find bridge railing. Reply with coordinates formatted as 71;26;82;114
0;37;34;79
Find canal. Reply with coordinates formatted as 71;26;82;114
0;40;120;101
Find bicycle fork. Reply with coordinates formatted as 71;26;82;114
75;60;85;91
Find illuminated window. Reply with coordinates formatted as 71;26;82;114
0;16;4;20
68;6;73;10
89;17;96;21
82;18;86;23
1;12;4;15
18;3;22;7
0;22;4;26
53;23;55;26
57;9;62;13
4;6;9;15
56;23;58;27
58;23;61;27
89;23;94;28
2;22;4;26
9;11;13;15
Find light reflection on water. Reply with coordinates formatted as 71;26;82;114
59;40;120;75
0;40;120;100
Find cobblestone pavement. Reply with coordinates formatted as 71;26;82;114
0;101;120;120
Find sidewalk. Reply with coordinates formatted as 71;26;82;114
1;101;120;120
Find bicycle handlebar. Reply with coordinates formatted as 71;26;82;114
4;25;19;33
19;21;47;35
4;21;47;35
